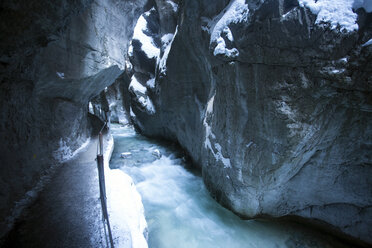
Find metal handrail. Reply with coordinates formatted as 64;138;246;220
96;122;114;248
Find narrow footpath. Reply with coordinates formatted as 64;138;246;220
1;134;128;248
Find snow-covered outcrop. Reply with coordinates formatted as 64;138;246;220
299;0;372;31
131;8;161;60
126;1;179;124
129;75;156;114
206;0;249;58
129;0;372;244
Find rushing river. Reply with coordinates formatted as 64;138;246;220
109;124;348;248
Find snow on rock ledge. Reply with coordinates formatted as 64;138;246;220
130;8;160;60
127;4;179;119
158;27;178;76
298;0;372;31
206;0;249;58
129;75;156;114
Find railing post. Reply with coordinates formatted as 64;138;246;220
99;132;104;156
96;154;107;219
96;131;114;247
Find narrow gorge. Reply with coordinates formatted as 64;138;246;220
0;0;371;247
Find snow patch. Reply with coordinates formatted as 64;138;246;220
203;94;231;168
138;96;156;114
208;0;248;58
214;36;239;58
132;10;160;59
246;141;254;148
146;77;155;89
126;59;133;72
214;143;232;168
128;43;134;57
276;98;316;138
203;94;216;150
237;169;243;182
53;137;90;163
282;9;294;19
166;0;178;12
161;33;174;50
209;0;249;43
89;101;94;114
206;94;215;114
224;27;233;42
331;68;345;74
56;72;65;79
129;76;155;114
362;38;372;47
121;152;132;158
104;135;148;248
276;100;297;121
129;75;147;94
298;0;372;31
130;107;136;118
158;27;178;76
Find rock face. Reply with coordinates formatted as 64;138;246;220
90;79;129;125
128;0;372;243
0;0;146;235
1;0;371;244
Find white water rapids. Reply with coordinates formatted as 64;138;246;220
109;124;347;248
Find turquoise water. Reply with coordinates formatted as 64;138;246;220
109;124;347;248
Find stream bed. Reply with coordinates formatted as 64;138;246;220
109;124;349;248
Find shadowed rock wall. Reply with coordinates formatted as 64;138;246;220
128;0;372;243
0;0;146;236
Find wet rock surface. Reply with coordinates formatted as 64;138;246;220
128;0;372;243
